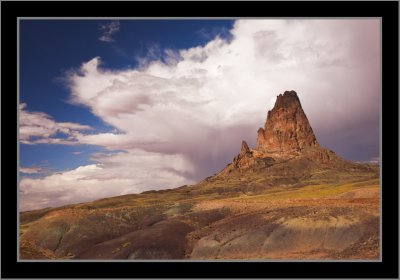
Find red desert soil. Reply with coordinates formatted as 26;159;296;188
187;191;379;260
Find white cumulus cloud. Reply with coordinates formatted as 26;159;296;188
20;150;194;211
19;103;92;145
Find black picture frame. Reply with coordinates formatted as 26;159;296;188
1;1;398;278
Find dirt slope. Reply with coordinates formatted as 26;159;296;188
20;174;379;260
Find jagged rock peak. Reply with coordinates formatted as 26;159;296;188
274;90;301;109
240;140;250;155
231;140;254;170
257;90;319;153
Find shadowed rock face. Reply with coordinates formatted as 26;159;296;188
257;91;318;153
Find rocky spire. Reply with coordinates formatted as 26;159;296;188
256;90;319;153
232;140;254;169
240;140;250;155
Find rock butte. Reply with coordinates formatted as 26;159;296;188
222;90;337;175
257;90;318;152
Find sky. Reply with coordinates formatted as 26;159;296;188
19;19;380;211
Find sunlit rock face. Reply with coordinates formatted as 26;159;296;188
219;90;339;176
256;90;319;153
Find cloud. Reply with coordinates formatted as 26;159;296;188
21;19;380;210
68;19;379;157
98;21;120;42
19;150;194;211
71;151;82;155
20;167;45;174
196;26;232;41
19;103;93;145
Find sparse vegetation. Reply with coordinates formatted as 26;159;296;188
20;166;379;260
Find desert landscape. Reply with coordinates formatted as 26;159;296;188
20;91;380;260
